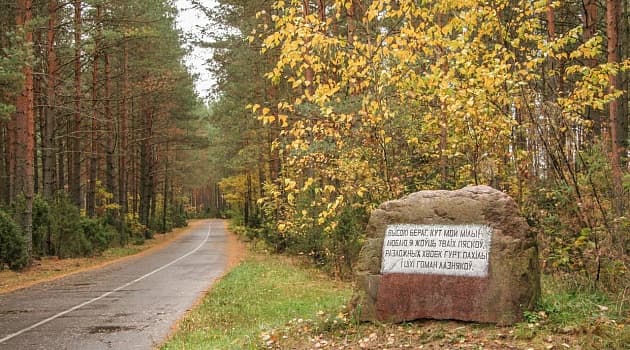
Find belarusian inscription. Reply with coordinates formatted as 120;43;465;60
381;224;492;277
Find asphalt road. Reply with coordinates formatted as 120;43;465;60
0;219;228;350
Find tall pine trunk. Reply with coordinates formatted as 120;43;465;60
43;0;58;198
7;104;16;202
139;107;153;234
0;126;8;204
71;0;83;207
104;51;115;205
15;0;35;254
87;5;102;217
162;142;169;232
119;41;129;216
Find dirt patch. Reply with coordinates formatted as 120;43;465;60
224;222;247;270
0;220;207;295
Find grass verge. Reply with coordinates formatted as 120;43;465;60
161;253;352;349
161;253;628;350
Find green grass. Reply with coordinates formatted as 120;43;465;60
525;275;630;349
538;275;627;327
161;254;352;349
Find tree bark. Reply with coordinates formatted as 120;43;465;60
87;4;102;217
119;41;129;216
303;0;314;89
71;0;83;207
139;107;154;232
606;0;626;216
57;120;66;192
15;0;35;254
0;126;8;205
7;103;16;202
104;51;116;204
438;15;448;188
43;0;58;198
162;142;169;232
317;0;325;21
583;0;601;135
347;0;355;45
546;0;555;40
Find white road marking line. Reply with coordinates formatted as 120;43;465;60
0;224;212;344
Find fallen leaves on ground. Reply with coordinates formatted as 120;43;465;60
257;308;628;350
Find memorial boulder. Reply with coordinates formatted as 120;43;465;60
354;186;540;325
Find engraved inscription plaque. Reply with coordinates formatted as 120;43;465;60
381;224;492;277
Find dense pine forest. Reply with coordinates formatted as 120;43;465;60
0;0;210;268
1;0;629;297
201;0;629;292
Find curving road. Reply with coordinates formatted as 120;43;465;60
0;219;228;349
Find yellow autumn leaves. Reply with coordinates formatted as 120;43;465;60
244;0;629;242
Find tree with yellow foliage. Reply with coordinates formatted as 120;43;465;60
243;0;629;281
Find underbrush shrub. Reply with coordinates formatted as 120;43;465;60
167;205;188;229
102;212;133;247
525;145;629;294
283;204;367;278
125;214;147;245
32;195;51;257
50;194;92;258
80;217;116;254
0;209;29;270
148;205;189;234
326;205;367;278
148;216;165;234
172;210;187;228
32;194;117;258
254;222;289;252
283;220;325;266
225;208;244;226
253;187;368;279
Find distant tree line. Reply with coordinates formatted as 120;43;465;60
0;0;210;269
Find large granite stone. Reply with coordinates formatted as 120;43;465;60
353;185;540;325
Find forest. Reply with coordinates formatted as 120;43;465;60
0;0;210;269
1;0;629;299
201;0;629;294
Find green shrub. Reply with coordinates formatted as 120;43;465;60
327;205;367;278
80;217;116;254
49;194;92;258
171;208;188;228
32;195;51;257
32;194;118;258
125;214;147;245
149;214;169;234
253;186;368;279
0;209;29;270
151;204;187;233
